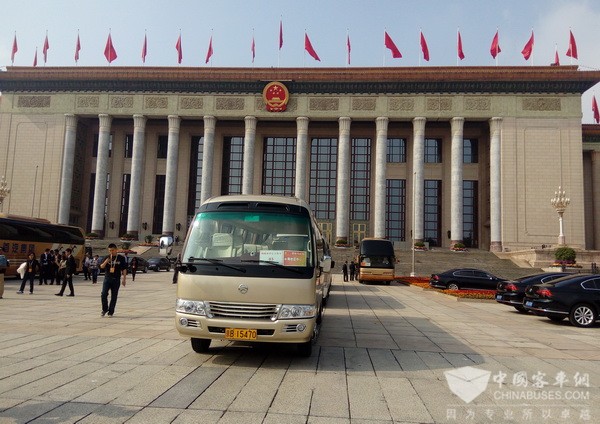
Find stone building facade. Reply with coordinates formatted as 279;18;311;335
1;66;600;251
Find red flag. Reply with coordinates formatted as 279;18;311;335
420;31;429;61
457;30;465;60
251;35;256;63
142;34;147;63
11;34;18;63
566;30;578;59
490;30;501;59
384;31;402;58
552;46;560;66
521;31;534;60
104;33;117;63
33;48;38;67
205;36;213;64
75;33;81;63
176;34;183;64
593;96;599;124
304;33;320;61
347;34;351;65
43;34;49;63
279;20;283;50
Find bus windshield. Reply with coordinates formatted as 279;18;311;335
182;211;313;268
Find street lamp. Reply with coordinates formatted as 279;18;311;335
550;186;570;246
0;176;10;212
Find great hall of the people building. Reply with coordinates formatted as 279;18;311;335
1;65;600;252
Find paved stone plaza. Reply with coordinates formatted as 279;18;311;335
0;272;598;423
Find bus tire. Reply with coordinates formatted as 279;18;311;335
191;338;211;353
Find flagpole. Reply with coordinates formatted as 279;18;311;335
44;30;47;67
75;29;79;66
346;28;349;68
252;28;255;68
278;16;282;68
12;31;16;66
418;29;421;67
382;29;386;67
108;28;111;66
456;28;459;66
495;28;499;67
569;27;573;65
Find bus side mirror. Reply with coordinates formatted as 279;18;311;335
159;236;174;256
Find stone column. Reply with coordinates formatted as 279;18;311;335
450;117;465;248
373;117;389;238
162;115;181;236
242;116;257;195
335;117;352;245
412;117;426;243
91;114;112;237
294;117;310;201
126;114;147;239
200;116;216;204
57;114;78;225
489;117;503;252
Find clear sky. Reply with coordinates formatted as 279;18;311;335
1;0;599;122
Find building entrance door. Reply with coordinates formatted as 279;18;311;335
351;222;368;246
318;222;333;246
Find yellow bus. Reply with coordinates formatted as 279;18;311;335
0;214;86;277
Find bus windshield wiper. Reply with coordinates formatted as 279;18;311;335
186;257;246;273
240;259;303;274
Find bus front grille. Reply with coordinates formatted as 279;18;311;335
207;302;279;320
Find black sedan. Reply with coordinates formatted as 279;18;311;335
523;274;600;327
496;272;570;313
147;257;171;272
430;268;505;290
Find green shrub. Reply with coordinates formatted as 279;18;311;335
144;234;153;243
554;247;576;262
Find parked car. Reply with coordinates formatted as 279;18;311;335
523;274;600;327
127;256;148;274
430;268;506;290
496;272;570;313
147;257;171;272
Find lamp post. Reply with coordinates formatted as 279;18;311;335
550;186;570;246
0;176;10;212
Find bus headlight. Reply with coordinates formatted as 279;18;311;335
278;304;316;319
176;299;207;316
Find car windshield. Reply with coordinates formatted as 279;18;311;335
182;211;313;268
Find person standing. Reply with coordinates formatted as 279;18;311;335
0;247;8;299
130;257;137;282
99;243;127;317
83;253;91;281
18;252;39;294
55;248;76;297
342;261;349;282
39;249;51;285
56;252;66;288
349;260;356;281
89;254;100;284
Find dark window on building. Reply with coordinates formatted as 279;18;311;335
157;135;168;159
424;179;442;246
464;139;479;164
86;173;95;233
188;136;204;218
262;137;296;196
309;138;337;220
153;175;166;234
463;180;478;248
92;134;112;158
387;138;406;163
221;136;244;195
119;174;131;236
424;138;441;163
386;179;406;241
124;134;133;158
350;138;371;221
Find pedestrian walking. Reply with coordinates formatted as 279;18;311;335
99;243;127;317
18;252;39;294
342;261;349;281
89;254;99;284
55;248;76;296
172;253;181;284
39;248;52;285
130;256;138;282
0;247;8;299
349;260;356;281
55;252;66;288
83;253;92;280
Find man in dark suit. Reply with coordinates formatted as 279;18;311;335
39;248;51;285
55;248;76;297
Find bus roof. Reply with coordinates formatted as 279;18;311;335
359;238;395;256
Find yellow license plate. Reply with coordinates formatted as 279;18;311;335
225;328;257;340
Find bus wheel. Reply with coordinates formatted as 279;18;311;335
191;338;211;353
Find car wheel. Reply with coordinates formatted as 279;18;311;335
448;282;460;290
569;303;597;327
547;315;566;322
514;305;529;314
191;338;211;353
